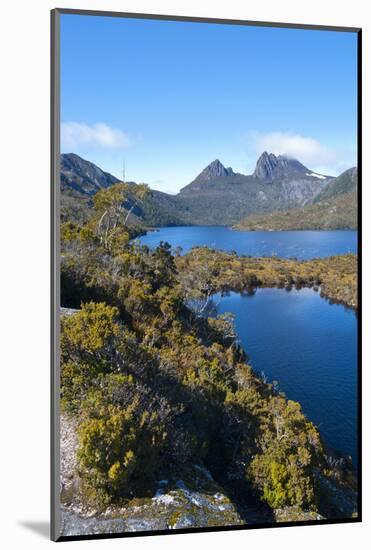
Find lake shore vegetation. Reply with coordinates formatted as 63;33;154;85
176;248;357;310
60;187;358;524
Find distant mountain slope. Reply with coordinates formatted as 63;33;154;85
60;152;339;227
60;153;186;227
173;176;328;225
180;159;235;192
233;192;357;231
61;153;120;196
135;190;188;227
234;168;358;231
313;167;357;202
175;154;331;224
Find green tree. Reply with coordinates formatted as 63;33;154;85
93;182;150;250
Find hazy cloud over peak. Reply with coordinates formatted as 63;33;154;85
250;132;336;165
249;131;356;176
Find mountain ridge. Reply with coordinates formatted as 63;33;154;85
313;167;357;203
61;153;120;196
252;151;329;182
60;153;352;227
193;159;235;181
234;168;358;231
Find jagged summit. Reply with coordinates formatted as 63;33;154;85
193;159;235;183
60;152;339;226
253;151;310;181
186;153;329;190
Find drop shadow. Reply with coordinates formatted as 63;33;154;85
18;521;49;539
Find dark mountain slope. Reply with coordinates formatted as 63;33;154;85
135;190;189;226
59;153;178;227
234;192;357;231
172;174;328;225
180;159;235;193
234;168;358;230
61;153;120;196
174;153;331;224
60;153;337;227
313;167;357;203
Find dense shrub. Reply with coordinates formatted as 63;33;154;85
77;375;169;502
247;397;322;508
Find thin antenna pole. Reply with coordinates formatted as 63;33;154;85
122;159;125;184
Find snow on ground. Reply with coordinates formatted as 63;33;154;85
306;172;327;180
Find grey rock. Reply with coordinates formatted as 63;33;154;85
190;159;235;185
59;414;245;537
252;151;329;182
61;153;120;196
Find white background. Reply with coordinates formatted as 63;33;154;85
0;0;369;548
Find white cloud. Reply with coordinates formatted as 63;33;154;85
61;122;130;150
250;131;337;165
248;131;356;175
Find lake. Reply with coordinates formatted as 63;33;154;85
139;226;357;259
215;288;358;465
139;226;358;466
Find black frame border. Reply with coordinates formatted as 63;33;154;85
51;7;362;542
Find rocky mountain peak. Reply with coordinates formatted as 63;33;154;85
253;151;309;182
193;159;235;183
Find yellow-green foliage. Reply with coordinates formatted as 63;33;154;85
93;182;149;214
61;221;81;242
247;397;321;509
61;181;148;258
61;302;142;412
77;376;168;502
60;236;356;512
61;221;96;243
176;247;357;309
61;301;121;352
61;298;325;509
92;183;150;251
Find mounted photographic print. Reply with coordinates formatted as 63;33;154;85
51;9;361;541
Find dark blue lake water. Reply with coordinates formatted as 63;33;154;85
215;288;358;465
140;227;358;465
139;226;357;259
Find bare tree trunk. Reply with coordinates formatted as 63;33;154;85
124;201;138;226
97;210;108;244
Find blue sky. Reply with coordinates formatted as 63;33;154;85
61;14;358;193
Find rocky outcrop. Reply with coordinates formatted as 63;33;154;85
60;307;79;317
61;477;244;536
59;414;244;536
60;414;80;503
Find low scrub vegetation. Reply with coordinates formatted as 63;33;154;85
176;247;357;309
60;185;357;517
